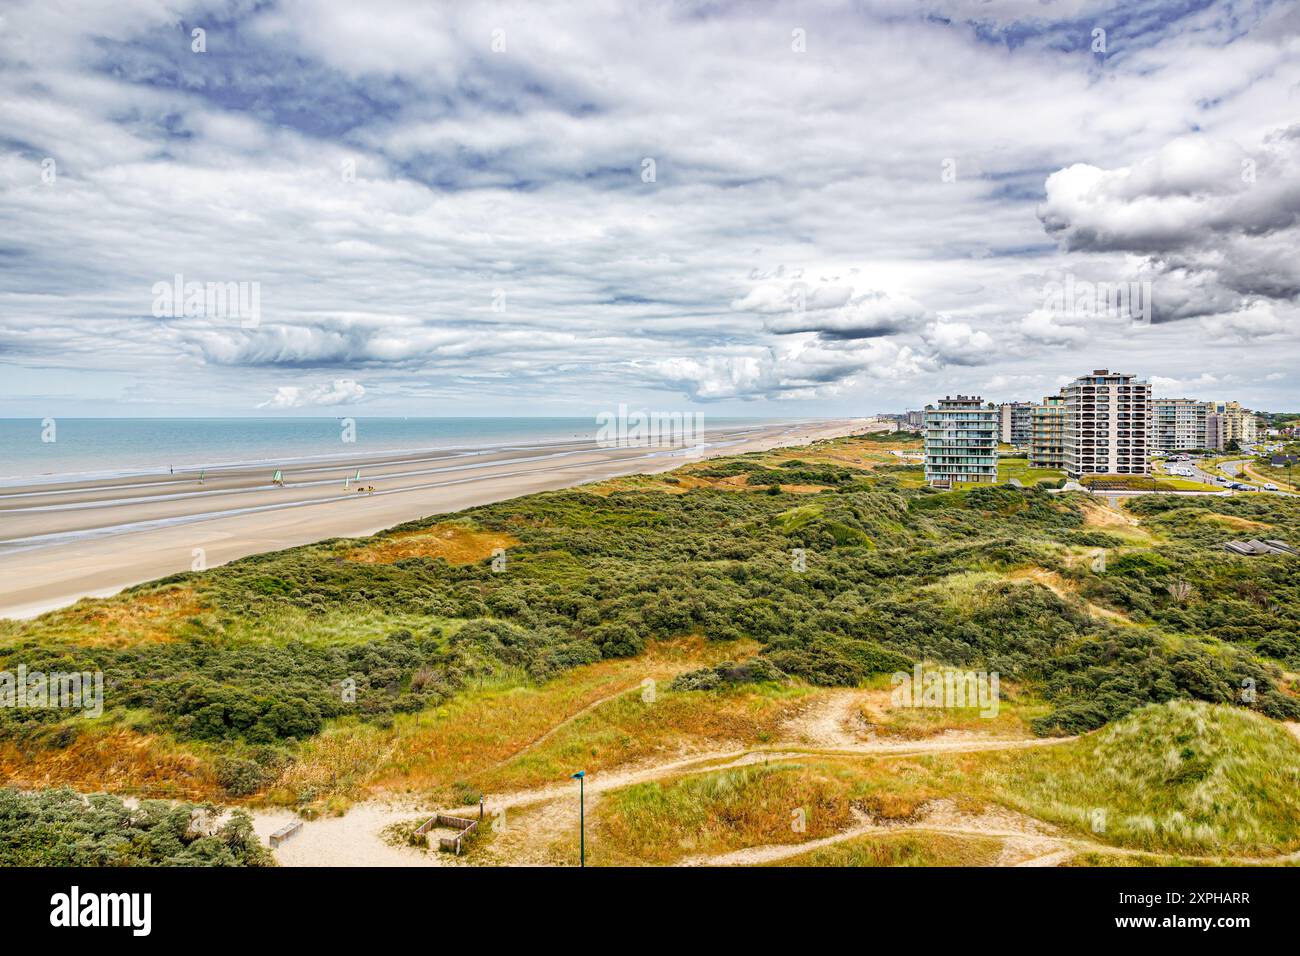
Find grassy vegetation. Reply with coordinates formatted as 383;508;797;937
0;430;1297;828
996;456;1064;487
1080;474;1221;492
270;637;763;810
0;787;271;866
595;761;862;864
586;698;1300;865
990;700;1300;855
857;666;1047;739
479;678;806;795
767;830;1002;867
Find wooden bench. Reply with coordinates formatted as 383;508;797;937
269;821;303;848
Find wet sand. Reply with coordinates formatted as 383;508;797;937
0;419;874;619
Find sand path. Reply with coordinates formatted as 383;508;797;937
254;688;1076;867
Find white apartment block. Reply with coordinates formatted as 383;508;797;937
1151;398;1209;452
924;395;999;487
1062;369;1151;478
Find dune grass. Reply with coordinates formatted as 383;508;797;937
0;723;221;800
857;666;1048;739
592;750;991;865
594;761;861;865
767;830;1002;867
268;637;757;810
0;584;207;649
480;680;809;794
591;700;1300;865
990;700;1300;856
344;521;518;565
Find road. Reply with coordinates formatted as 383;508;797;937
1156;445;1295;496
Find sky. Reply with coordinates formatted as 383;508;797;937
0;0;1297;419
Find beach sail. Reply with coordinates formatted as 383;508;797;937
273;469;283;485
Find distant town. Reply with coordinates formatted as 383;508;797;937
874;368;1297;490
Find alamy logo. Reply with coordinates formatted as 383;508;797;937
151;273;261;328
595;404;704;449
891;664;1000;718
0;665;102;717
1042;274;1152;325
50;886;151;936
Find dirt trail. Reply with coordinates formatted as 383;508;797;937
255;687;1296;869
680;810;879;866
482;683;640;774
680;798;1069;867
1080;498;1139;528
1013;847;1078;867
258;716;1076;867
781;689;871;748
680;794;1300;869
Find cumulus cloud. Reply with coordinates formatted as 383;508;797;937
1019;309;1089;345
646;338;926;402
1151;373;1220;394
258;379;366;409
1037;127;1300;336
922;321;995;366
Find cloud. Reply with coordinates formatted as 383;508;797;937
922;320;995;366
0;0;1298;416
1151;373;1220;394
1198;302;1287;342
645;338;925;402
258;379;366;409
1019;309;1089;345
1037;127;1300;334
760;290;928;340
731;283;853;315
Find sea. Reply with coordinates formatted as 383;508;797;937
0;417;786;484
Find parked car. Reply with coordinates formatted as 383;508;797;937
1263;483;1278;491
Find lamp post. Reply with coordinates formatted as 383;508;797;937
571;770;585;867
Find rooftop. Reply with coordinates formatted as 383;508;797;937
1223;539;1296;557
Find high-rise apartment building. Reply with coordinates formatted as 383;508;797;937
1062;369;1151;478
1151;398;1209;452
924;395;999;487
998;402;1034;447
1208;401;1258;446
1205;410;1225;451
1029;393;1066;469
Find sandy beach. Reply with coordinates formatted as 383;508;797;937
0;418;873;619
